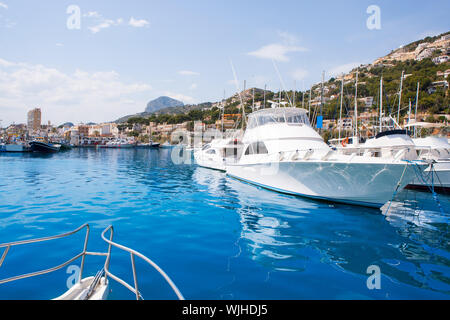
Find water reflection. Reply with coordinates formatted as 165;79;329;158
193;166;450;295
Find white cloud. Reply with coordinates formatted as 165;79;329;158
291;68;309;81
248;31;307;62
328;62;362;77
83;11;101;18
56;43;64;47
89;18;123;34
129;17;149;28
178;70;200;76
0;58;152;125
0;2;7;9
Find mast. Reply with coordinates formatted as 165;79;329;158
308;87;312;121
397;70;404;124
379;77;383;133
293;80;296;107
279;88;282;107
339;77;344;141
302;80;305;109
252;87;255;112
320;71;324;119
354;71;359;140
408;99;411;126
263;84;266;109
414;82;420;137
221;90;225;132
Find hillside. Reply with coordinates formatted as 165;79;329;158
117;31;449;128
145;96;184;113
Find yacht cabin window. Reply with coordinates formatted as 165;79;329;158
244;142;269;155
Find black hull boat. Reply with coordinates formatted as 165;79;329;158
29;141;61;153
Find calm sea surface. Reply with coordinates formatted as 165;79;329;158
0;148;449;299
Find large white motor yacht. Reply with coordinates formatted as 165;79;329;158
226;108;425;208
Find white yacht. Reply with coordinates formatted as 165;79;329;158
102;139;135;148
194;137;244;171
226;108;425;208
409;136;450;192
343;131;450;193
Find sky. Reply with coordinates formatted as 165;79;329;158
0;0;449;126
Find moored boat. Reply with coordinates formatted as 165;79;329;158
226;107;426;208
29;141;61;153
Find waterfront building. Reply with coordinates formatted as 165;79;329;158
27;108;41;133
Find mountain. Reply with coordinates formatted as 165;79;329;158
145;96;184;113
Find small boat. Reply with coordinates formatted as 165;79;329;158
160;141;174;149
29;141;61;153
150;141;160;148
102;139;135;148
0;224;184;300
1;143;30;153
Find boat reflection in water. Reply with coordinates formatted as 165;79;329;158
193;166;450;299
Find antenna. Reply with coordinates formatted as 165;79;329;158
272;59;293;107
230;59;246;129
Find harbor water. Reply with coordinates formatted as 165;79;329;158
0;148;449;299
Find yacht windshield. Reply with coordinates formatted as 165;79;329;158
247;108;309;129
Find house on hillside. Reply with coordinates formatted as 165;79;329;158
432;55;449;64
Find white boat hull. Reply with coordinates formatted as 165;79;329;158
53;276;109;300
194;152;226;171
227;161;420;208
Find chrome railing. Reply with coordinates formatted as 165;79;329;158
0;224;184;300
101;226;184;300
0;223;91;285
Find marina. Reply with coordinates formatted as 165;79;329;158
0;148;448;299
0;1;449;306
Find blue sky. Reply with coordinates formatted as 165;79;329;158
0;0;449;126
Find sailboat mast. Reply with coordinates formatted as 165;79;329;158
221;90;225;133
339;77;344;141
308;87;312;121
354;71;359;140
302;80;305;109
379;77;383;133
408;99;411;126
252;87;255;112
263;84;266;109
293;80;296;107
397;70;404;124
320;71;324;118
414;82;420;137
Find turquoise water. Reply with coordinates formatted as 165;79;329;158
0;148;449;300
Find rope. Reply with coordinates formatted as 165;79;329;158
384;162;409;215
